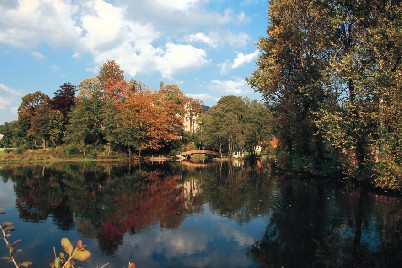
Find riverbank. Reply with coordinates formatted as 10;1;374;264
0;148;125;163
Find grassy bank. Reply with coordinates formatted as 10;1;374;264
0;147;125;163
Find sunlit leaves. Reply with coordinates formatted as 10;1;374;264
61;238;73;256
51;238;91;268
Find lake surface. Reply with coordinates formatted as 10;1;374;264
0;160;401;267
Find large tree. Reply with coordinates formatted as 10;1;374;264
250;0;401;188
18;91;52;148
248;0;331;172
202;96;256;159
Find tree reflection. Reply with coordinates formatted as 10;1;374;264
0;163;202;255
247;178;402;267
0;161;400;265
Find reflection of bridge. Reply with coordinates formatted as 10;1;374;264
181;161;218;169
181;150;220;158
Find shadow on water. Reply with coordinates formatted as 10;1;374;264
0;160;401;267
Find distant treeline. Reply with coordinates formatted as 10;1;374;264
0;60;271;162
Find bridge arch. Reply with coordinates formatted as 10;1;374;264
180;150;220;158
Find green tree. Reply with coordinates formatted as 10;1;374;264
248;0;331;172
18;91;52;148
202;96;249;158
64;90;106;155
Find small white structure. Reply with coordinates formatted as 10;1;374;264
0;134;4;140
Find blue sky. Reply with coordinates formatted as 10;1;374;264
0;0;268;124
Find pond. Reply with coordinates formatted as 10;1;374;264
0;160;401;267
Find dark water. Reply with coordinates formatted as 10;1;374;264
0;160;401;268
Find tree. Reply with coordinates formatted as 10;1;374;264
18;91;52;148
202;96;249;158
52;83;76;118
0;121;21;148
97;60;125;95
64;90;106;155
248;0;331;172
51;83;76;144
244;99;272;156
114;88;182;158
249;0;401;188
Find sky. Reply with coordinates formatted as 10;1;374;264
0;0;268;124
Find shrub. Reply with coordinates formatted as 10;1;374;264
64;145;80;156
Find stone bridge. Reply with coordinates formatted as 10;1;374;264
180;150;220;158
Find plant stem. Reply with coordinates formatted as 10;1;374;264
0;226;20;268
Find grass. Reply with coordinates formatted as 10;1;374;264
0;147;125;163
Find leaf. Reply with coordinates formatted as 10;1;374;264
12;239;22;246
2;221;12;226
76;240;86;250
20;261;32;267
5;225;16;231
73;250;91;261
61;238;73;256
16;249;23;252
52;257;61;268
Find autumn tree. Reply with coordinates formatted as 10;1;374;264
114;88;182;158
51;82;76;144
18;91;53;148
52;83;76;118
97;60;125;97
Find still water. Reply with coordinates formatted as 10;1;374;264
0;160;401;267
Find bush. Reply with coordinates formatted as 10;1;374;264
88;150;97;159
64;145;80;156
16;146;27;154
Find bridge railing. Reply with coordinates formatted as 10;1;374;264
181;150;220;157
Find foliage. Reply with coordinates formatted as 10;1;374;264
0;215;32;268
201;96;271;159
50;238;91;268
1;212;136;268
249;0;401;189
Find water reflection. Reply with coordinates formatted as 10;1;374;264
0;161;401;267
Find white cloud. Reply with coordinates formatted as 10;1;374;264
225;32;250;48
50;65;60;72
184;31;250;49
184;32;219;48
0;0;81;48
0;0;250;80
0;83;24;124
31;51;45;61
186;93;219;103
232;49;259;69
219;60;231;75
209;77;252;95
153;0;201;11
80;0;124;51
219;225;254;247
159;43;208;78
